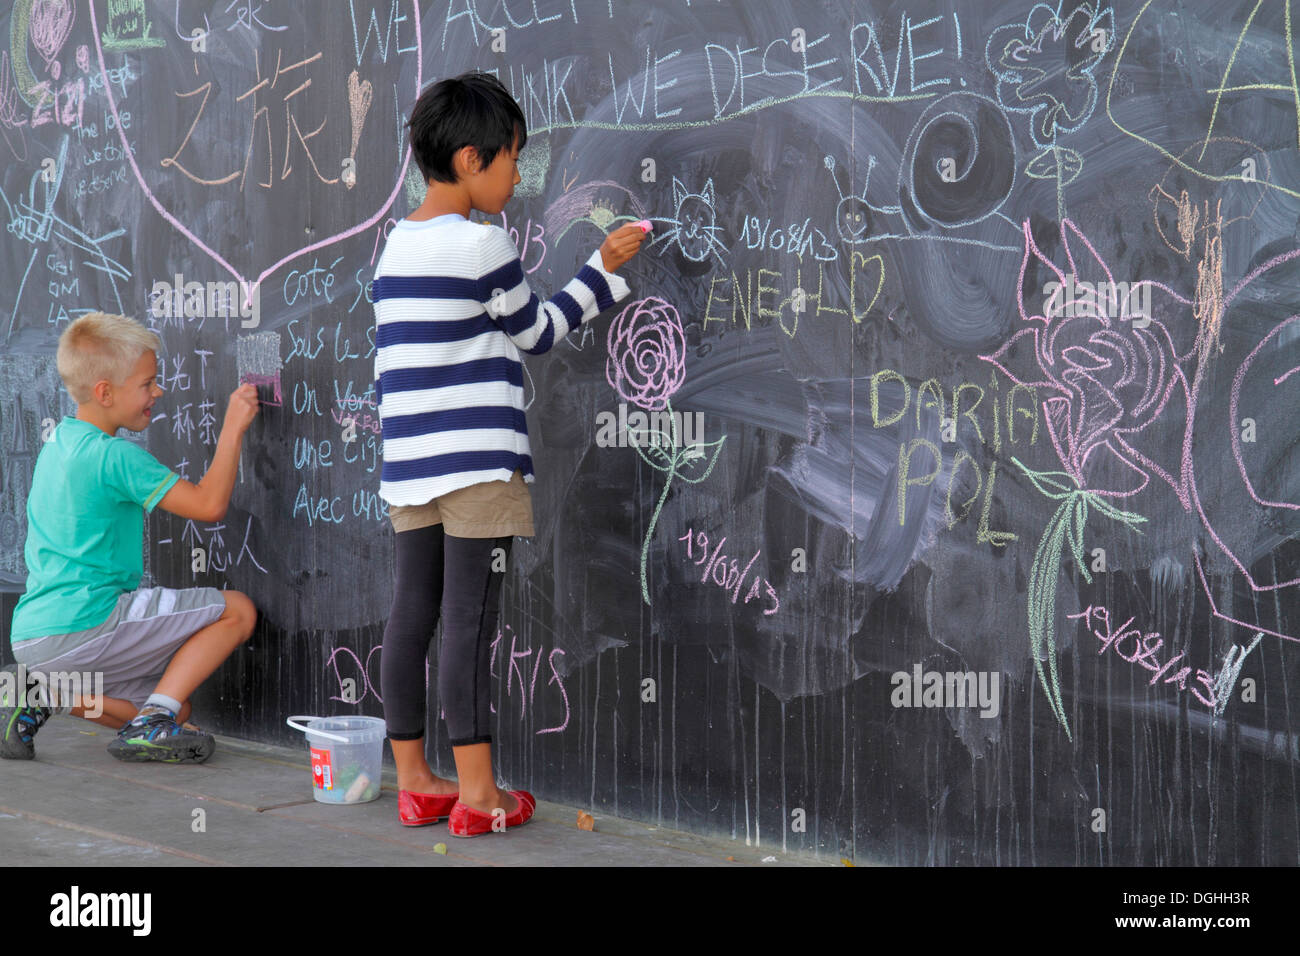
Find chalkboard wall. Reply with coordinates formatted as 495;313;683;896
2;0;1299;864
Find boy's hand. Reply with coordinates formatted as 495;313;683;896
161;385;257;521
600;222;649;272
223;384;259;436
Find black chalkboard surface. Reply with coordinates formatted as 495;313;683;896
2;0;1298;865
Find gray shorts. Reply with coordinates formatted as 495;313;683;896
11;587;228;708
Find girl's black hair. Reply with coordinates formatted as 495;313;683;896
407;71;527;184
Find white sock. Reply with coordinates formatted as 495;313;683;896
144;693;183;716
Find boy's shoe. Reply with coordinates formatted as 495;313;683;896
447;790;536;837
0;665;51;760
107;707;215;764
0;700;51;760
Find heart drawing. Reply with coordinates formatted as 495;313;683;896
87;0;422;306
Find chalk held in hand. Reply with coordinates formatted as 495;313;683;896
635;220;653;233
236;331;283;407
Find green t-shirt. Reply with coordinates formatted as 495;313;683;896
10;417;179;643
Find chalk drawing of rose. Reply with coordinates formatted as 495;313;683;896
984;219;1188;500
980;218;1192;739
606;296;687;412
606;297;725;605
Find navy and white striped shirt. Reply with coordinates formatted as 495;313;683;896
371;214;629;506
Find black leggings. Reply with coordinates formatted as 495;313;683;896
381;524;512;746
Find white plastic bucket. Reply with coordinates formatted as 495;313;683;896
286;715;386;805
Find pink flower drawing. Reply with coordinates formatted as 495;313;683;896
606;296;686;412
605;296;725;606
981;217;1300;738
982;218;1190;501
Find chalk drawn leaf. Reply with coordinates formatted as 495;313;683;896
674;436;726;485
1025;147;1084;186
1026;495;1075;739
627;428;675;472
1087;495;1146;527
1018;456;1150;739
1013;459;1076;500
1067;494;1087;580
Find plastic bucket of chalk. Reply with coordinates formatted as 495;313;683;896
286;716;386;805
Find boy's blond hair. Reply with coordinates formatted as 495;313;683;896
57;312;161;404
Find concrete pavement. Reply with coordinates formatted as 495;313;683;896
1;717;838;867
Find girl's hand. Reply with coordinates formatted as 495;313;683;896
600;222;650;272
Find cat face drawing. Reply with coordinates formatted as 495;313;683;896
656;177;727;263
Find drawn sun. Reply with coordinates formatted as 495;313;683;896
589;199;617;231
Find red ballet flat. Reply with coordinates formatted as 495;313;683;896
399;789;459;827
447;790;536;837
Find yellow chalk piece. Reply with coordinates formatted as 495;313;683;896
576;810;595;831
433;843;448;855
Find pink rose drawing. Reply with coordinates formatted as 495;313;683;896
983;218;1191;501
606;296;687;413
606;297;725;605
980;218;1195;739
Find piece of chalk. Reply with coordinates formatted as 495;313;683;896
635;219;653;233
344;772;371;803
240;374;279;407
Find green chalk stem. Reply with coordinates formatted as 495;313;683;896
1015;458;1147;741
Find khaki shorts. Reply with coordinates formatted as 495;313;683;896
388;469;534;538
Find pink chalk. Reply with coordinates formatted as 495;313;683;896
635;219;653;233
